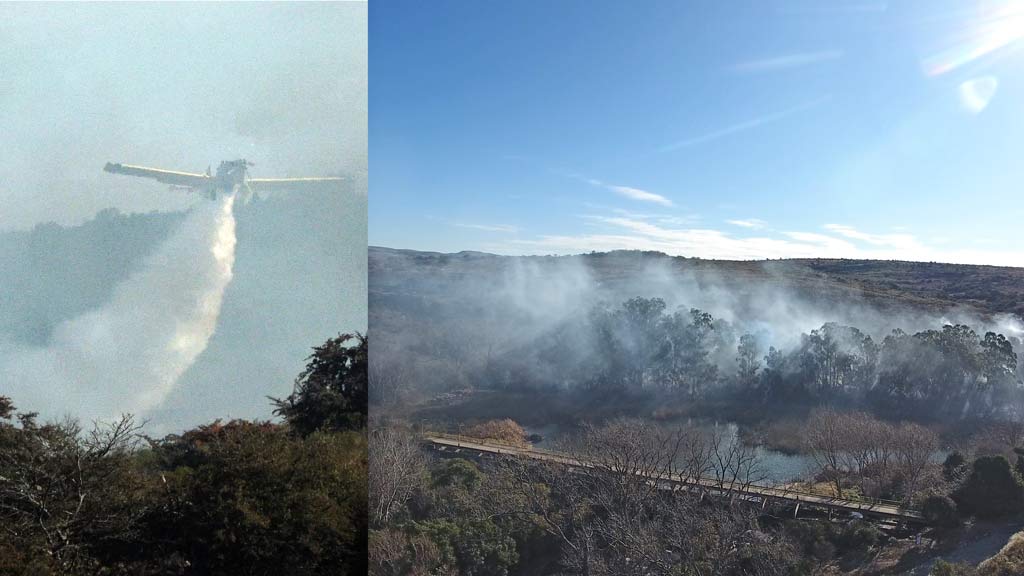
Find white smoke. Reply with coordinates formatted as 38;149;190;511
1;195;236;422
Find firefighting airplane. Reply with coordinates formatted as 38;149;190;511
103;159;343;201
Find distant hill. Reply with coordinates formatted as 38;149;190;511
370;246;1024;319
0;209;186;345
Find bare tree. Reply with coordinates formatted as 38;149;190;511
973;419;1024;458
804;408;853;497
0;412;145;572
368;351;412;407
845;412;895;498
575;419;693;575
493;418;798;575
708;425;768;497
369;426;427;527
495;457;599;576
369;528;448;576
892;422;939;502
804;410;939;503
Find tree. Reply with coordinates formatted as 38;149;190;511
615;297;667;390
891;422;939;501
369;426;427;527
707;425;767;496
0;399;147;574
272;333;368;435
944;452;968;481
369;528;445;576
658;308;719;397
804;408;854;497
492;419;796;576
954;456;1024;519
921;495;959;528
142;420;368;575
736;334;761;389
369;349;412;407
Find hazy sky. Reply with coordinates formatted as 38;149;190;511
370;0;1024;266
0;2;366;430
1;1;367;230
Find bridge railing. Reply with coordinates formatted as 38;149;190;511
423;432;913;512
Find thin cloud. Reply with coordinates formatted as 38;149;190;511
584;177;673;207
824;223;921;250
731;50;843;73
494;215;1024;266
727;218;767;229
609;185;673;206
660;96;831;152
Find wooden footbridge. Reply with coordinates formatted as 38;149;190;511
424;433;926;525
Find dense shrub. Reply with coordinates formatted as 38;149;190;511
784;519;880;563
0;333;368;576
954;456;1024;519
922;494;960;528
835;521;882;552
272;333;368;435
138;421;368;575
944;452;968;481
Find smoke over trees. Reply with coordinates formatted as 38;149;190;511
381;292;1022;420
371;248;1024;422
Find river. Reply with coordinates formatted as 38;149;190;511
524;420;815;484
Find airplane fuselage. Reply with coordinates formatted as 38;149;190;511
211;159;251;194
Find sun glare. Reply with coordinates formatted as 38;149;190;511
925;0;1024;75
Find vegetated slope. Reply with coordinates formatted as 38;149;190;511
790;258;1024;317
370;246;1024;318
0;209;187;345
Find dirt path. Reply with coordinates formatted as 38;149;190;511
863;520;1024;574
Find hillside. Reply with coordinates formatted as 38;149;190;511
370;247;1024;319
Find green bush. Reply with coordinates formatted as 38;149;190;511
140;422;368;575
783;519;879;563
944;452;968;481
954;456;1024;519
836;521;881;553
922;495;960;527
932;558;977;576
411;518;518;576
431;458;482;490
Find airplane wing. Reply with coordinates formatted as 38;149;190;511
246;177;345;193
104;162;211;188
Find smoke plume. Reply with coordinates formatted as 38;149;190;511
1;195;236;422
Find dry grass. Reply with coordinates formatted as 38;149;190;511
755;418;807;455
462;418;529;448
978;530;1024;576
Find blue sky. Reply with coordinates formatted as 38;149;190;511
370;0;1024;266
